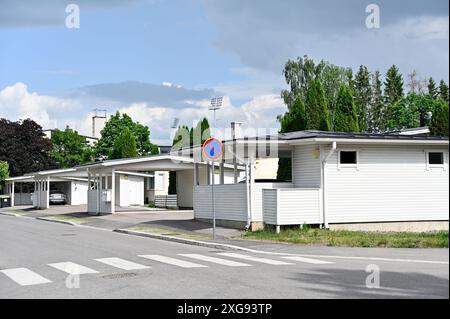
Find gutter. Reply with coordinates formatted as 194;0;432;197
321;141;336;229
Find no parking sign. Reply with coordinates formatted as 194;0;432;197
202;138;223;161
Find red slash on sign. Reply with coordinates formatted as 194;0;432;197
202;138;223;161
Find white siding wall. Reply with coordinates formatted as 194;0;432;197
262;189;277;224
278;189;321;224
263;188;321;225
251;183;293;221
326;145;449;223
194;184;248;221
194;182;292;222
292;145;321;187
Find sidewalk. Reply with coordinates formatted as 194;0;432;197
0;205;243;240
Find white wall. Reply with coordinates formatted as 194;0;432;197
325;144;449;223
292;144;322;187
194;182;293;222
117;174;144;207
69;181;88;205
262;188;321;225
176;169;194;208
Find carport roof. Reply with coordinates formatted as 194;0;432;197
7;154;244;180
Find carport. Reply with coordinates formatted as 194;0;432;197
4;169;89;208
5;154;244;215
73;155;241;215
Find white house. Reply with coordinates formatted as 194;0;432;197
192;130;449;232
4;129;448;232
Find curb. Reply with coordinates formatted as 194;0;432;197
0;211;19;217
36;216;78;226
114;228;253;252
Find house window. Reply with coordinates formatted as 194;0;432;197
428;152;444;165
340;151;358;165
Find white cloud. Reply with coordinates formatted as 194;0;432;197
0;82;287;146
0;82;81;129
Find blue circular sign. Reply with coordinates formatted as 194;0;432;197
203;138;223;161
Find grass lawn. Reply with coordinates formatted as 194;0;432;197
243;227;449;248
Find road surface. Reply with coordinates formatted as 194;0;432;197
0;215;448;299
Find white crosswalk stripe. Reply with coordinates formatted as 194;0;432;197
217;253;293;265
179;254;251;267
282;256;335;265
95;257;150;270
139;255;208;268
48;262;99;275
1;268;52;286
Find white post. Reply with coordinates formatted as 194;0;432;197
46;177;50;209
11;181;15;207
96;173;100;215
194;163;199;186
111;169;115;214
219;161;225;184
206;163;211;185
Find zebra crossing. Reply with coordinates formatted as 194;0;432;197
0;252;335;287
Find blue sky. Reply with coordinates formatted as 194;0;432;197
0;0;448;144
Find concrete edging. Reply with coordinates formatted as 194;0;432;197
0;211;20;217
36;216;78;226
113;228;253;252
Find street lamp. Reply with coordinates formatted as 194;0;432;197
209;97;223;132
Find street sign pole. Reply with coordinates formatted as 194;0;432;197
202;137;223;241
211;161;216;240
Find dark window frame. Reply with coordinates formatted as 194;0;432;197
428;152;444;165
339;150;358;166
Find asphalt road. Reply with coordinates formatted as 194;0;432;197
0;215;448;299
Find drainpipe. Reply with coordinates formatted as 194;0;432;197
322;141;336;229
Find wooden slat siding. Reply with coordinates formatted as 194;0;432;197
292;145;321;188
262;189;278;225
155;195;177;208
193;184;248;221
277;188;321;225
251;183;293;221
325;144;449;223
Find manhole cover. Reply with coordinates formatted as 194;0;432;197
102;273;138;279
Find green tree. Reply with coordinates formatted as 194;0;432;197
385;93;436;129
111;128;138;159
191;117;211;146
315;61;352;121
305;79;330;131
279;97;307;133
0;118;56;176
384;65;404;105
369;70;385;131
427;78;438;99
439;80;449;103
276;97;307;181
354;65;372;132
333;85;359;132
0;160;9;193
170;118;211;193
281;55;317;107
96;112;159;159
50;127;94;168
430;100;449;136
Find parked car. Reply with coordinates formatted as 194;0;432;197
49;191;66;205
